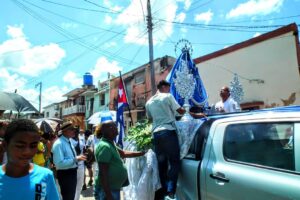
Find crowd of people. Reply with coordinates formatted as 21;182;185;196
0;81;240;200
0;118;145;200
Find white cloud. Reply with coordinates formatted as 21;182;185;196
226;0;284;18
61;22;78;29
0;26;30;55
42;86;68;108
175;12;186;23
0;25;66;76
103;0;123;12
181;27;188;33
63;71;82;88
104;15;113;24
18;44;66;76
0;68;27;92
177;0;192;10
0;67;68;111
114;0;177;45
195;10;213;24
0;68;40;110
253;32;262;37
7;25;25;38
91;57;123;81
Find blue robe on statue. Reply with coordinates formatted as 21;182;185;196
167;50;208;108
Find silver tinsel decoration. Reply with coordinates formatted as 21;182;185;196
230;73;244;104
173;60;196;106
173;60;195;121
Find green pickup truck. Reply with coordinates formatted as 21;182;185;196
176;106;300;200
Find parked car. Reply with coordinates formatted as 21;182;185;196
177;106;300;200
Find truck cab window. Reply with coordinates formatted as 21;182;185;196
188;119;214;160
224;123;295;171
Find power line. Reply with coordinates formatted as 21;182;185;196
37;0;120;14
155;17;290;29
152;0;174;15
186;0;213;13
83;0;121;14
13;2;148;87
155;18;300;33
222;14;300;25
15;0;141;66
35;0;300;33
12;0;139;87
25;0;126;34
0;31;105;56
139;0;146;22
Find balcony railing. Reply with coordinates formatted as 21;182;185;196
62;105;85;116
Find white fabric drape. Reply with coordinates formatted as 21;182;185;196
123;144;161;200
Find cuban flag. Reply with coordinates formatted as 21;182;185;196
116;76;128;148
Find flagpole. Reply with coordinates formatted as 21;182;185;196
119;71;134;126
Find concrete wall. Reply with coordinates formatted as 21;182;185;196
43;104;59;118
196;31;300;108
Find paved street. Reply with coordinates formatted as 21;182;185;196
80;185;94;200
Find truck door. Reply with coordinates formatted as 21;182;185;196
204;120;300;200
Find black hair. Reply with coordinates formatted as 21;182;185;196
84;129;92;138
4;119;39;143
157;80;170;89
42;132;50;140
100;121;117;137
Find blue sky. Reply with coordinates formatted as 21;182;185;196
0;0;300;109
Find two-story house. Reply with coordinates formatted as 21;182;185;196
109;55;176;128
43;103;60;118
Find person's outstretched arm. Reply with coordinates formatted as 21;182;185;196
118;149;146;158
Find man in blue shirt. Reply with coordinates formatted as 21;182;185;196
52;121;86;200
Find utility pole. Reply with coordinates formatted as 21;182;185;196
147;0;156;95
35;82;42;114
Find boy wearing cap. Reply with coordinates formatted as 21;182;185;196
51;121;86;200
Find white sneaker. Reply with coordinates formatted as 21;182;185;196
164;195;176;200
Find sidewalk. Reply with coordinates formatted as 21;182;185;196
79;184;124;200
78;169;124;200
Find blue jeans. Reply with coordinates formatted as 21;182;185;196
94;186;120;200
153;130;180;196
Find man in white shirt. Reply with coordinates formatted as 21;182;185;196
215;86;240;113
146;80;185;200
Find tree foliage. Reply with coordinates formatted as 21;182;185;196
126;120;152;151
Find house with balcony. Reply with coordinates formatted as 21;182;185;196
43;103;60;118
109;55;176;128
62;88;87;130
94;74;114;112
